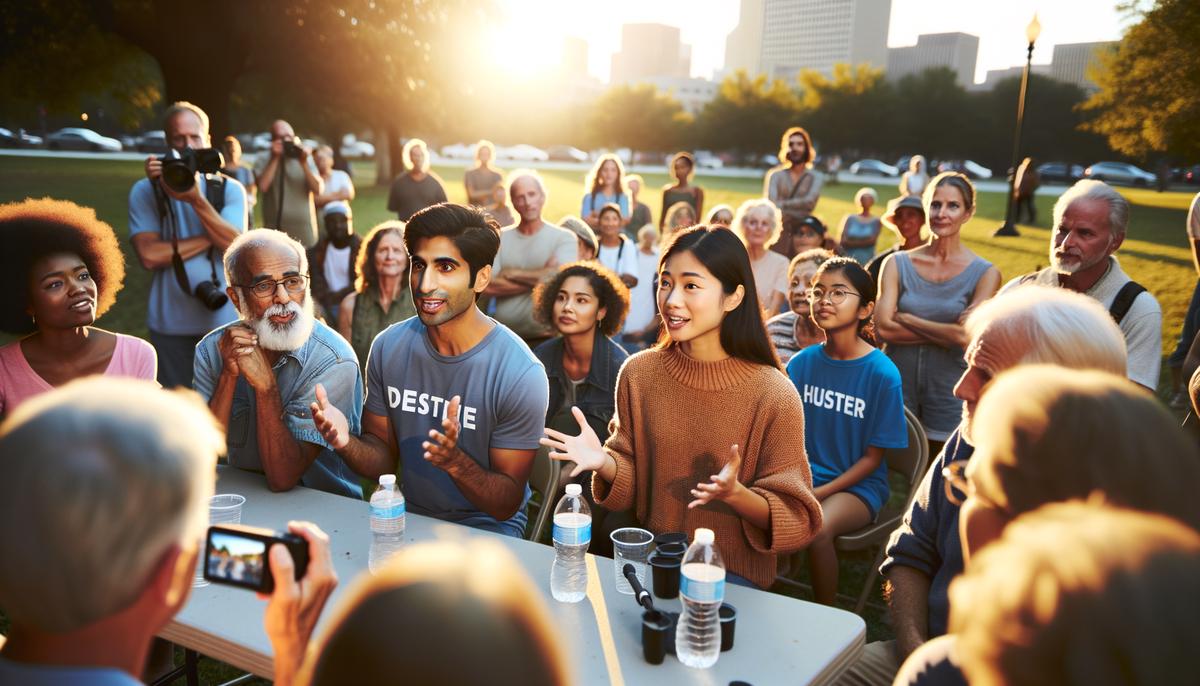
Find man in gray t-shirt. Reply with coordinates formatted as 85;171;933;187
312;203;549;537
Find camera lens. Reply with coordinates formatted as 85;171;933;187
194;281;228;311
161;159;196;192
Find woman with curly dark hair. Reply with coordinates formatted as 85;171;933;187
336;221;417;368
532;261;630;439
0;198;156;416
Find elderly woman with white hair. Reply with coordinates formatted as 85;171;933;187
733;197;790;313
838;187;883;265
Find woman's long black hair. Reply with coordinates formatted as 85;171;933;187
655;225;780;369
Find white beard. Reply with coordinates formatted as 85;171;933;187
240;295;315;351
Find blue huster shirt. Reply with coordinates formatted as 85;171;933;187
365;317;549;537
128;174;247;335
193;318;364;499
785;344;907;516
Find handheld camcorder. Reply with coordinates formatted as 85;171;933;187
281;136;304;160
160;147;224;193
203;524;310;593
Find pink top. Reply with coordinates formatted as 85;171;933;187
0;333;158;415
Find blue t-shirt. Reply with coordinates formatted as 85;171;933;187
128;174;247;335
785;344;907;515
364;317;549;537
581;190;630;219
0;657;141;685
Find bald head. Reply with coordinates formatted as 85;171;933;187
270;120;295;140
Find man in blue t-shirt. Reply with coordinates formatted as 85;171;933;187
129;101;246;388
313;203;549;537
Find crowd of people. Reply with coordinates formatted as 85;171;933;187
0;101;1198;686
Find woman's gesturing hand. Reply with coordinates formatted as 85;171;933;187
541;406;608;478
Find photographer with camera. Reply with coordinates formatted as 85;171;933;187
256;119;323;249
129;101;247;389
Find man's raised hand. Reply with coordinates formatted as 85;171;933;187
310;383;349;449
422;395;463;472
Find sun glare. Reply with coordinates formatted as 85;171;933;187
488;1;582;79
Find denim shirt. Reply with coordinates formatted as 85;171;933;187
193;318;364;499
879;427;975;638
534;331;628;440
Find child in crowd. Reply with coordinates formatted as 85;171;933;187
785;257;907;605
766;248;833;364
544;225;822;589
594;203;639;289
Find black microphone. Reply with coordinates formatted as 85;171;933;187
623;563;653;611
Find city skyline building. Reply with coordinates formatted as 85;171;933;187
610;23;691;84
1049;41;1118;92
758;0;892;80
724;0;764;77
887;32;979;87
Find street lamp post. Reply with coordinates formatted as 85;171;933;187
994;14;1042;238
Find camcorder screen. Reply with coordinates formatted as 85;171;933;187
206;531;267;588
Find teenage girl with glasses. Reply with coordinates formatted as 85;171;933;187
785;257;908;605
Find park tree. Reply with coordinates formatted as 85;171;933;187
796;63;894;157
980;74;1112;170
1084;0;1200;160
693;71;801;162
586;84;690;162
890;68;978;161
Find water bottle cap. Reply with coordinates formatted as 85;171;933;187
694;528;714;545
379;474;396;486
564;484;582;496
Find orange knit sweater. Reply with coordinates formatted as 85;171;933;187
592;346;822;588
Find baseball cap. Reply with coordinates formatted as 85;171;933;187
882;195;924;228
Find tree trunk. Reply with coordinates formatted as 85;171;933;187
384;122;404;187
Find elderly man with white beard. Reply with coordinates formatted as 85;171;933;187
193;228;363;498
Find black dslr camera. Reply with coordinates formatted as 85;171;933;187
160;147;224;193
281;136;304;160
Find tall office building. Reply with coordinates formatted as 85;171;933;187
887;32;979;87
973;63;1051;91
561;36;590;81
758;0;891;80
610;23;691;84
1049;41;1117;91
724;0;765;76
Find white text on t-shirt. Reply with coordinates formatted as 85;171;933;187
387;386;478;430
802;384;865;419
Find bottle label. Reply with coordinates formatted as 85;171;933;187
680;564;726;603
553;521;591;546
370;502;405;518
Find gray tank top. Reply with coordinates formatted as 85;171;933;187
893;252;992;324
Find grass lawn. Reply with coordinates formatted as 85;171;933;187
0;155;1194;677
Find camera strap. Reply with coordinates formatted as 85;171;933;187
156;175;226;295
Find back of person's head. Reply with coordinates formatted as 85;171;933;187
0;197;126;334
968;365;1200;530
964;285;1126;378
224;228;309;293
656;225;778;369
949;501;1200;686
636;223;659;248
304;540;568;686
355;221;407;293
731;197;782;248
404;203;500;287
1053;179;1130;238
922;171;976;212
0;378;222;632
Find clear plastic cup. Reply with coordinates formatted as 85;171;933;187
610;527;653;595
195;494;247;587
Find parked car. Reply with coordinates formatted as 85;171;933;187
1084;161;1156;187
135;131;168;154
938;159;993;180
1036;162;1085;185
496;144;549;162
694;152;724;169
1178;164;1200;186
340;135;375;159
547;145;588;163
0;127;43;148
848;159;899;177
45;128;122;152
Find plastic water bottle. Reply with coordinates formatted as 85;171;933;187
368;474;405;573
676;528;725;668
550;483;591;602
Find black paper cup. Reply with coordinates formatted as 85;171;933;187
720;603;737;652
654;531;687;547
642;609;672;664
649;552;682;599
655;541;687;558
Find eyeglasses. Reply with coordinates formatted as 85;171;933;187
236;275;309;298
807;287;861;305
942;459;971;506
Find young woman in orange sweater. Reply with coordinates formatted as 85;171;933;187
542;225;823;588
